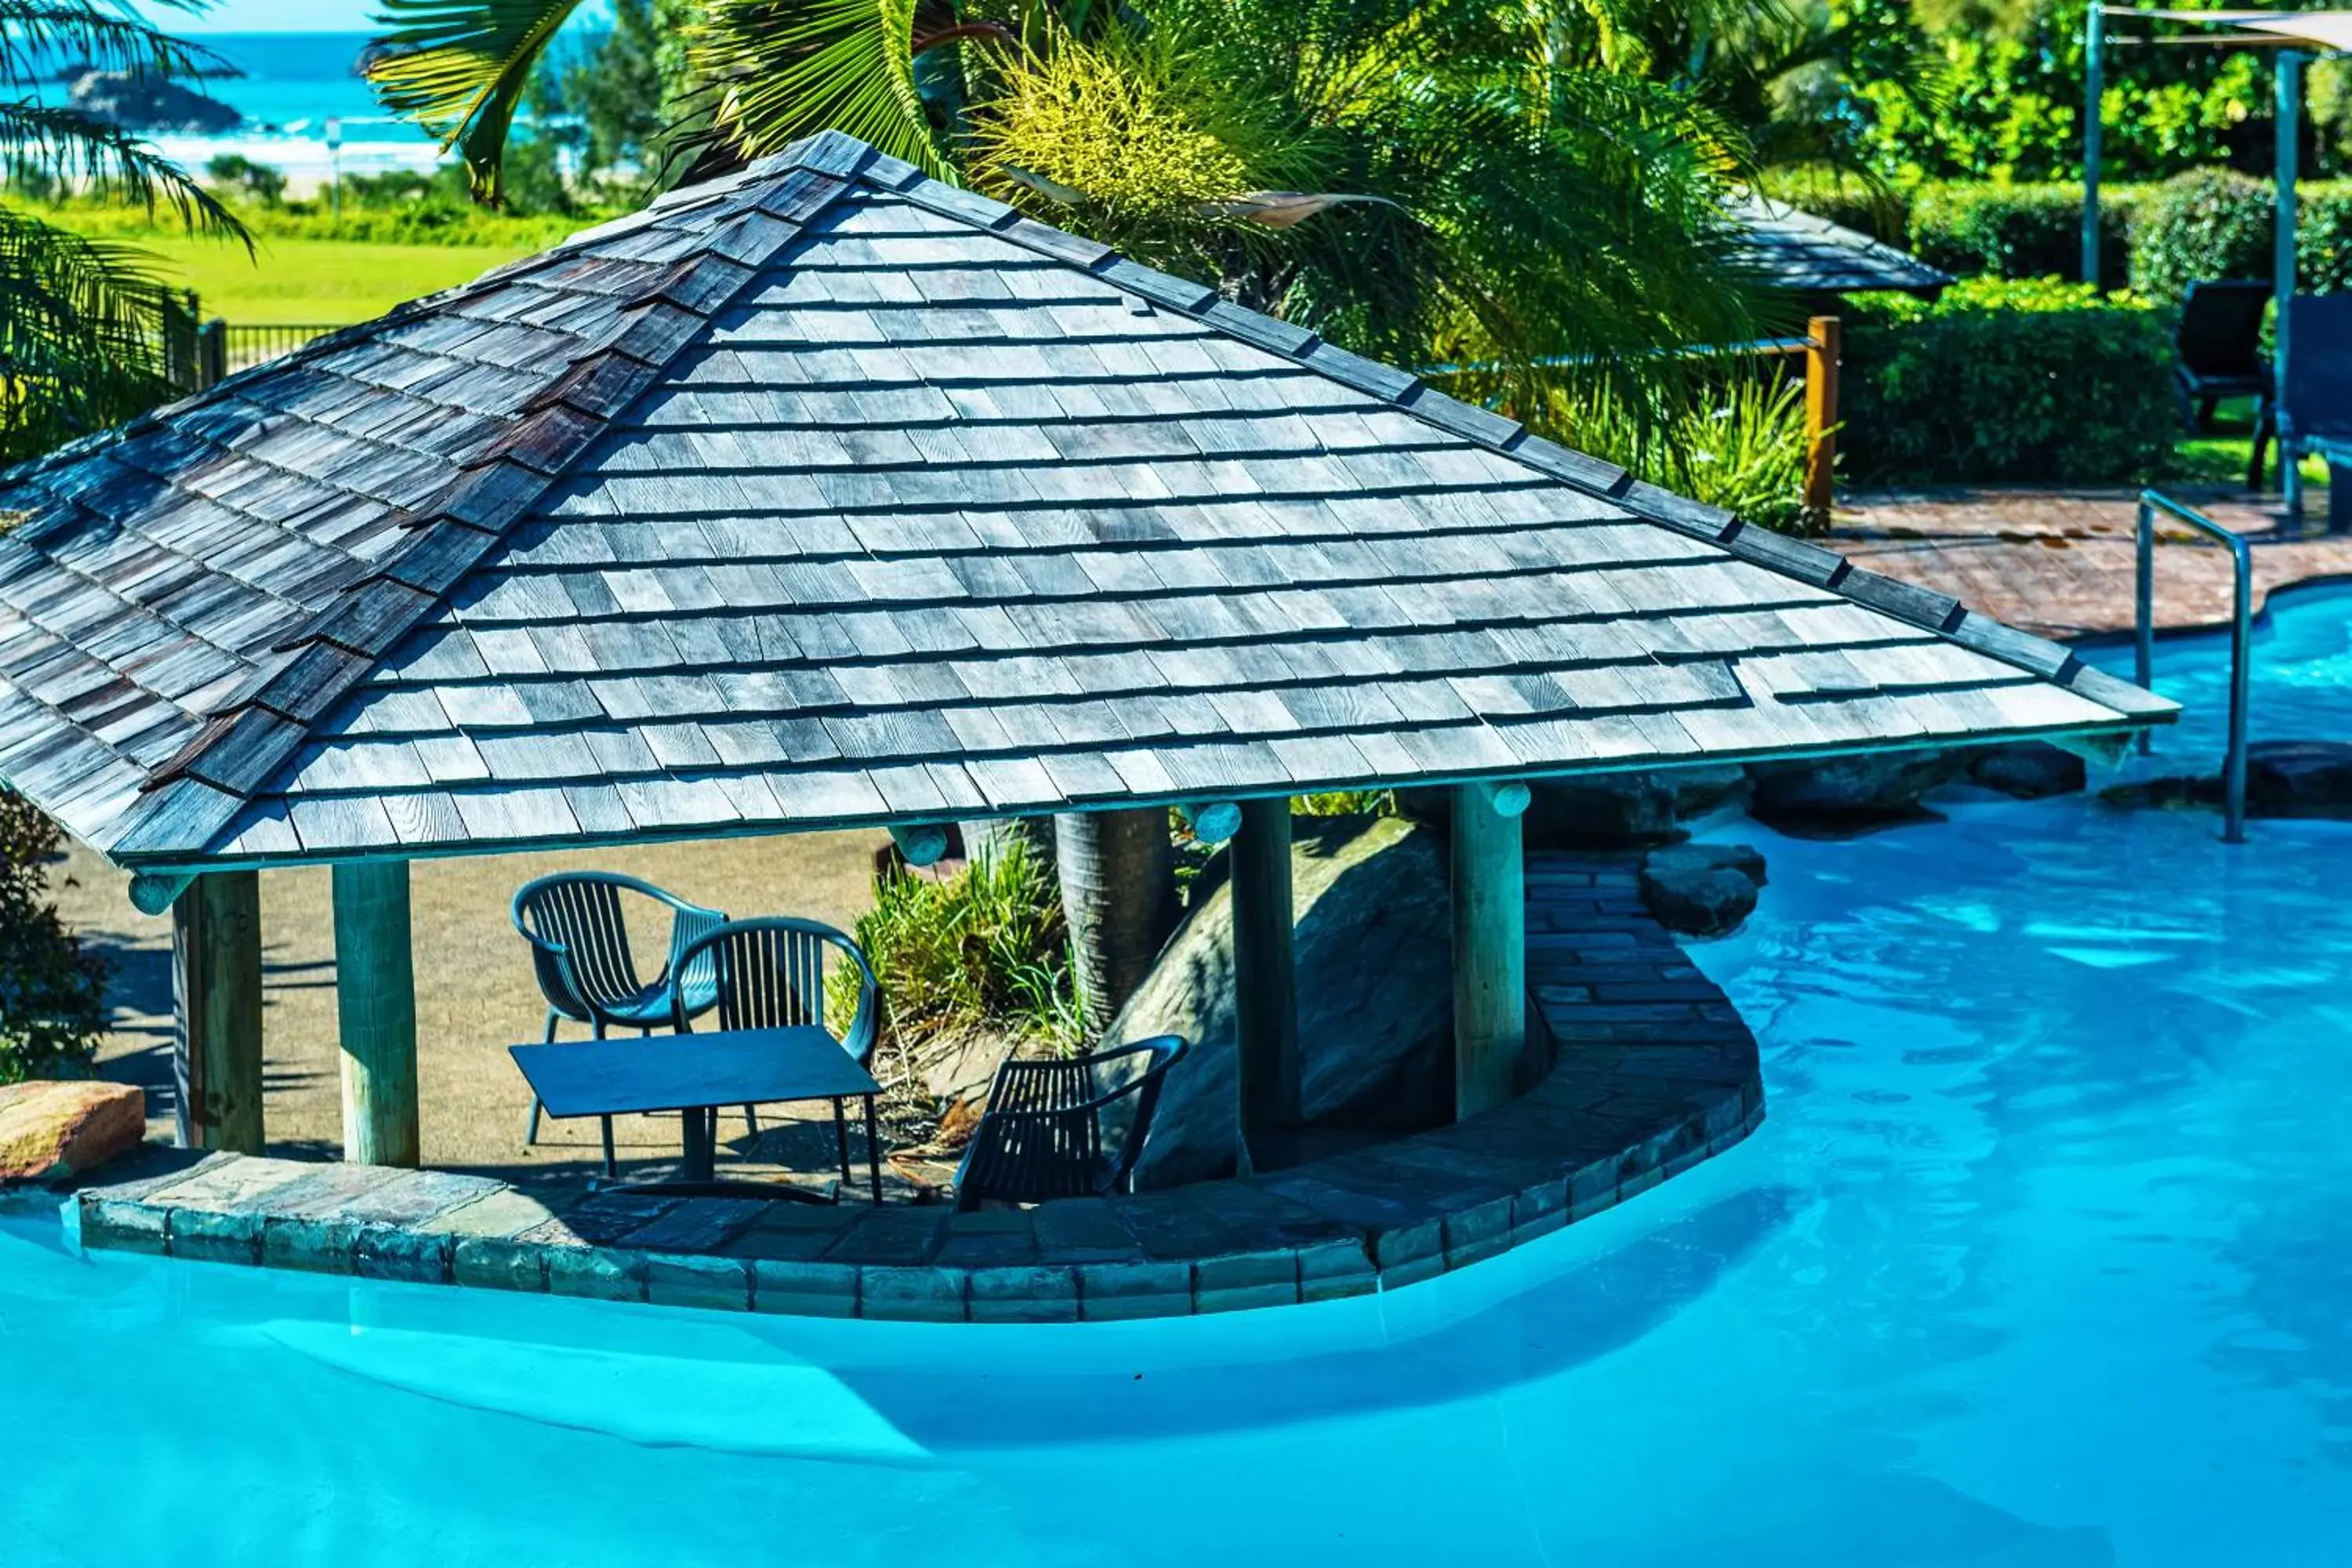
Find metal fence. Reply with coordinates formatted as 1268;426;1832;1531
224;323;343;374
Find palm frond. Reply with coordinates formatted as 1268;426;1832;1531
0;208;176;465
0;100;244;242
368;0;590;203
686;0;953;176
0;0;234;93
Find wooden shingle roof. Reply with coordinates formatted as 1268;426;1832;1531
1732;196;1952;298
0;132;2164;870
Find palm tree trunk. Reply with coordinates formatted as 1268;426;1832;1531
959;816;1054;873
1054;808;1176;1040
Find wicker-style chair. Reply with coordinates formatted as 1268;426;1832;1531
953;1035;1189;1211
510;872;728;1174
671;917;880;1189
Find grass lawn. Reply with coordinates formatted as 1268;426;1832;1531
2171;395;2329;492
124;233;537;325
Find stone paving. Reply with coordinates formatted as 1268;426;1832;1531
1835;485;2352;642
67;852;1763;1321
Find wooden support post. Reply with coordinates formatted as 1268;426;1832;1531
170;871;263;1153
332;860;419;1167
1451;782;1526;1120
1803;314;1841;519
1232;797;1298;1161
195;318;227;391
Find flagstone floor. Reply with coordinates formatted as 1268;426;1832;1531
66;853;1762;1321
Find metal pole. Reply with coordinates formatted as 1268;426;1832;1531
2139;489;2252;844
2278;50;2303;513
2083;4;2105;287
2225;546;2252;844
2135;496;2154;757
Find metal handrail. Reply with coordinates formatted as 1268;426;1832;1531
2135;488;2252;844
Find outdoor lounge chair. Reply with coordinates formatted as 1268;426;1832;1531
671;917;880;1189
2281;292;2352;524
953;1034;1189;1210
511;872;728;1174
2172;280;2274;486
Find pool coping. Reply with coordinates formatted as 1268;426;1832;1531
63;852;1765;1322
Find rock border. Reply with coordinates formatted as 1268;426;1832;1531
68;854;1763;1321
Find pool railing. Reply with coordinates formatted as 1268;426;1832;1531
2135;488;2251;843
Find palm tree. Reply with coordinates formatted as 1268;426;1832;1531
1;0;243;465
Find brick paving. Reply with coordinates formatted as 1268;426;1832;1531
60;852;1763;1321
1835;485;2352;642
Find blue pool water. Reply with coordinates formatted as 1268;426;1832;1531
8;603;2352;1564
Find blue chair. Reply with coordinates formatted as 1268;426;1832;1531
671;917;880;1192
511;872;727;1175
2281;292;2352;524
953;1035;1188;1210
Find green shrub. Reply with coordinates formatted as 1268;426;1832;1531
0;789;109;1084
2128;168;2273;302
1547;367;1824;535
1841;278;2175;484
2296;182;2352;295
1907;181;2140;284
829;835;1080;1054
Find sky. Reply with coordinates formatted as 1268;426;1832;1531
174;0;387;31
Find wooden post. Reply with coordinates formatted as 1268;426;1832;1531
332;860;419;1167
195;318;227;391
1803;314;1841;518
170;871;264;1153
1451;782;1526;1119
1232;797;1298;1160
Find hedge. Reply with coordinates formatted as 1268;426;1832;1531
1846;170;2352;297
1839;279;2176;485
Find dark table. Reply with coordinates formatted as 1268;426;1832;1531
510;1026;884;1201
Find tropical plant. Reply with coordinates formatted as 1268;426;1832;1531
0;787;110;1084
1;0;244;464
1550;364;1823;534
371;0;1770;416
829;833;1083;1054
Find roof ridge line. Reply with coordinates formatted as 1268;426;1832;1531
109;158;878;859
814;140;2152;715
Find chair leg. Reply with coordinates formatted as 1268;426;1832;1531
2251;414;2273;493
742;1104;760;1138
833;1097;852;1186
601;1115;617;1180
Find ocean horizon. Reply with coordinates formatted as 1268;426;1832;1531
38;31;450;181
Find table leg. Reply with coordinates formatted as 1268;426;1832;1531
682;1105;716;1183
865;1094;883;1204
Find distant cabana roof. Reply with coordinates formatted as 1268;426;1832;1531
0;131;2164;873
1731;195;1952;299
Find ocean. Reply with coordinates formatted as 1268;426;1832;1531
37;31;449;187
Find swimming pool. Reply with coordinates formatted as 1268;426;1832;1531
6;601;2352;1566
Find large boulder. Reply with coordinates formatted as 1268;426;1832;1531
1744;750;1969;837
0;1081;144;1185
1117;815;1453;1189
1967;742;2088;800
67;70;239;134
2100;740;2352;820
1639;844;1766;938
2246;740;2352;817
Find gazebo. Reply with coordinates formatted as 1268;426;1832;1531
0;132;2172;1178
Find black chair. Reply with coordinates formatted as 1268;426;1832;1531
2281;292;2352;524
511;872;727;1175
953;1035;1188;1211
671;917;880;1189
2172;281;2274;487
